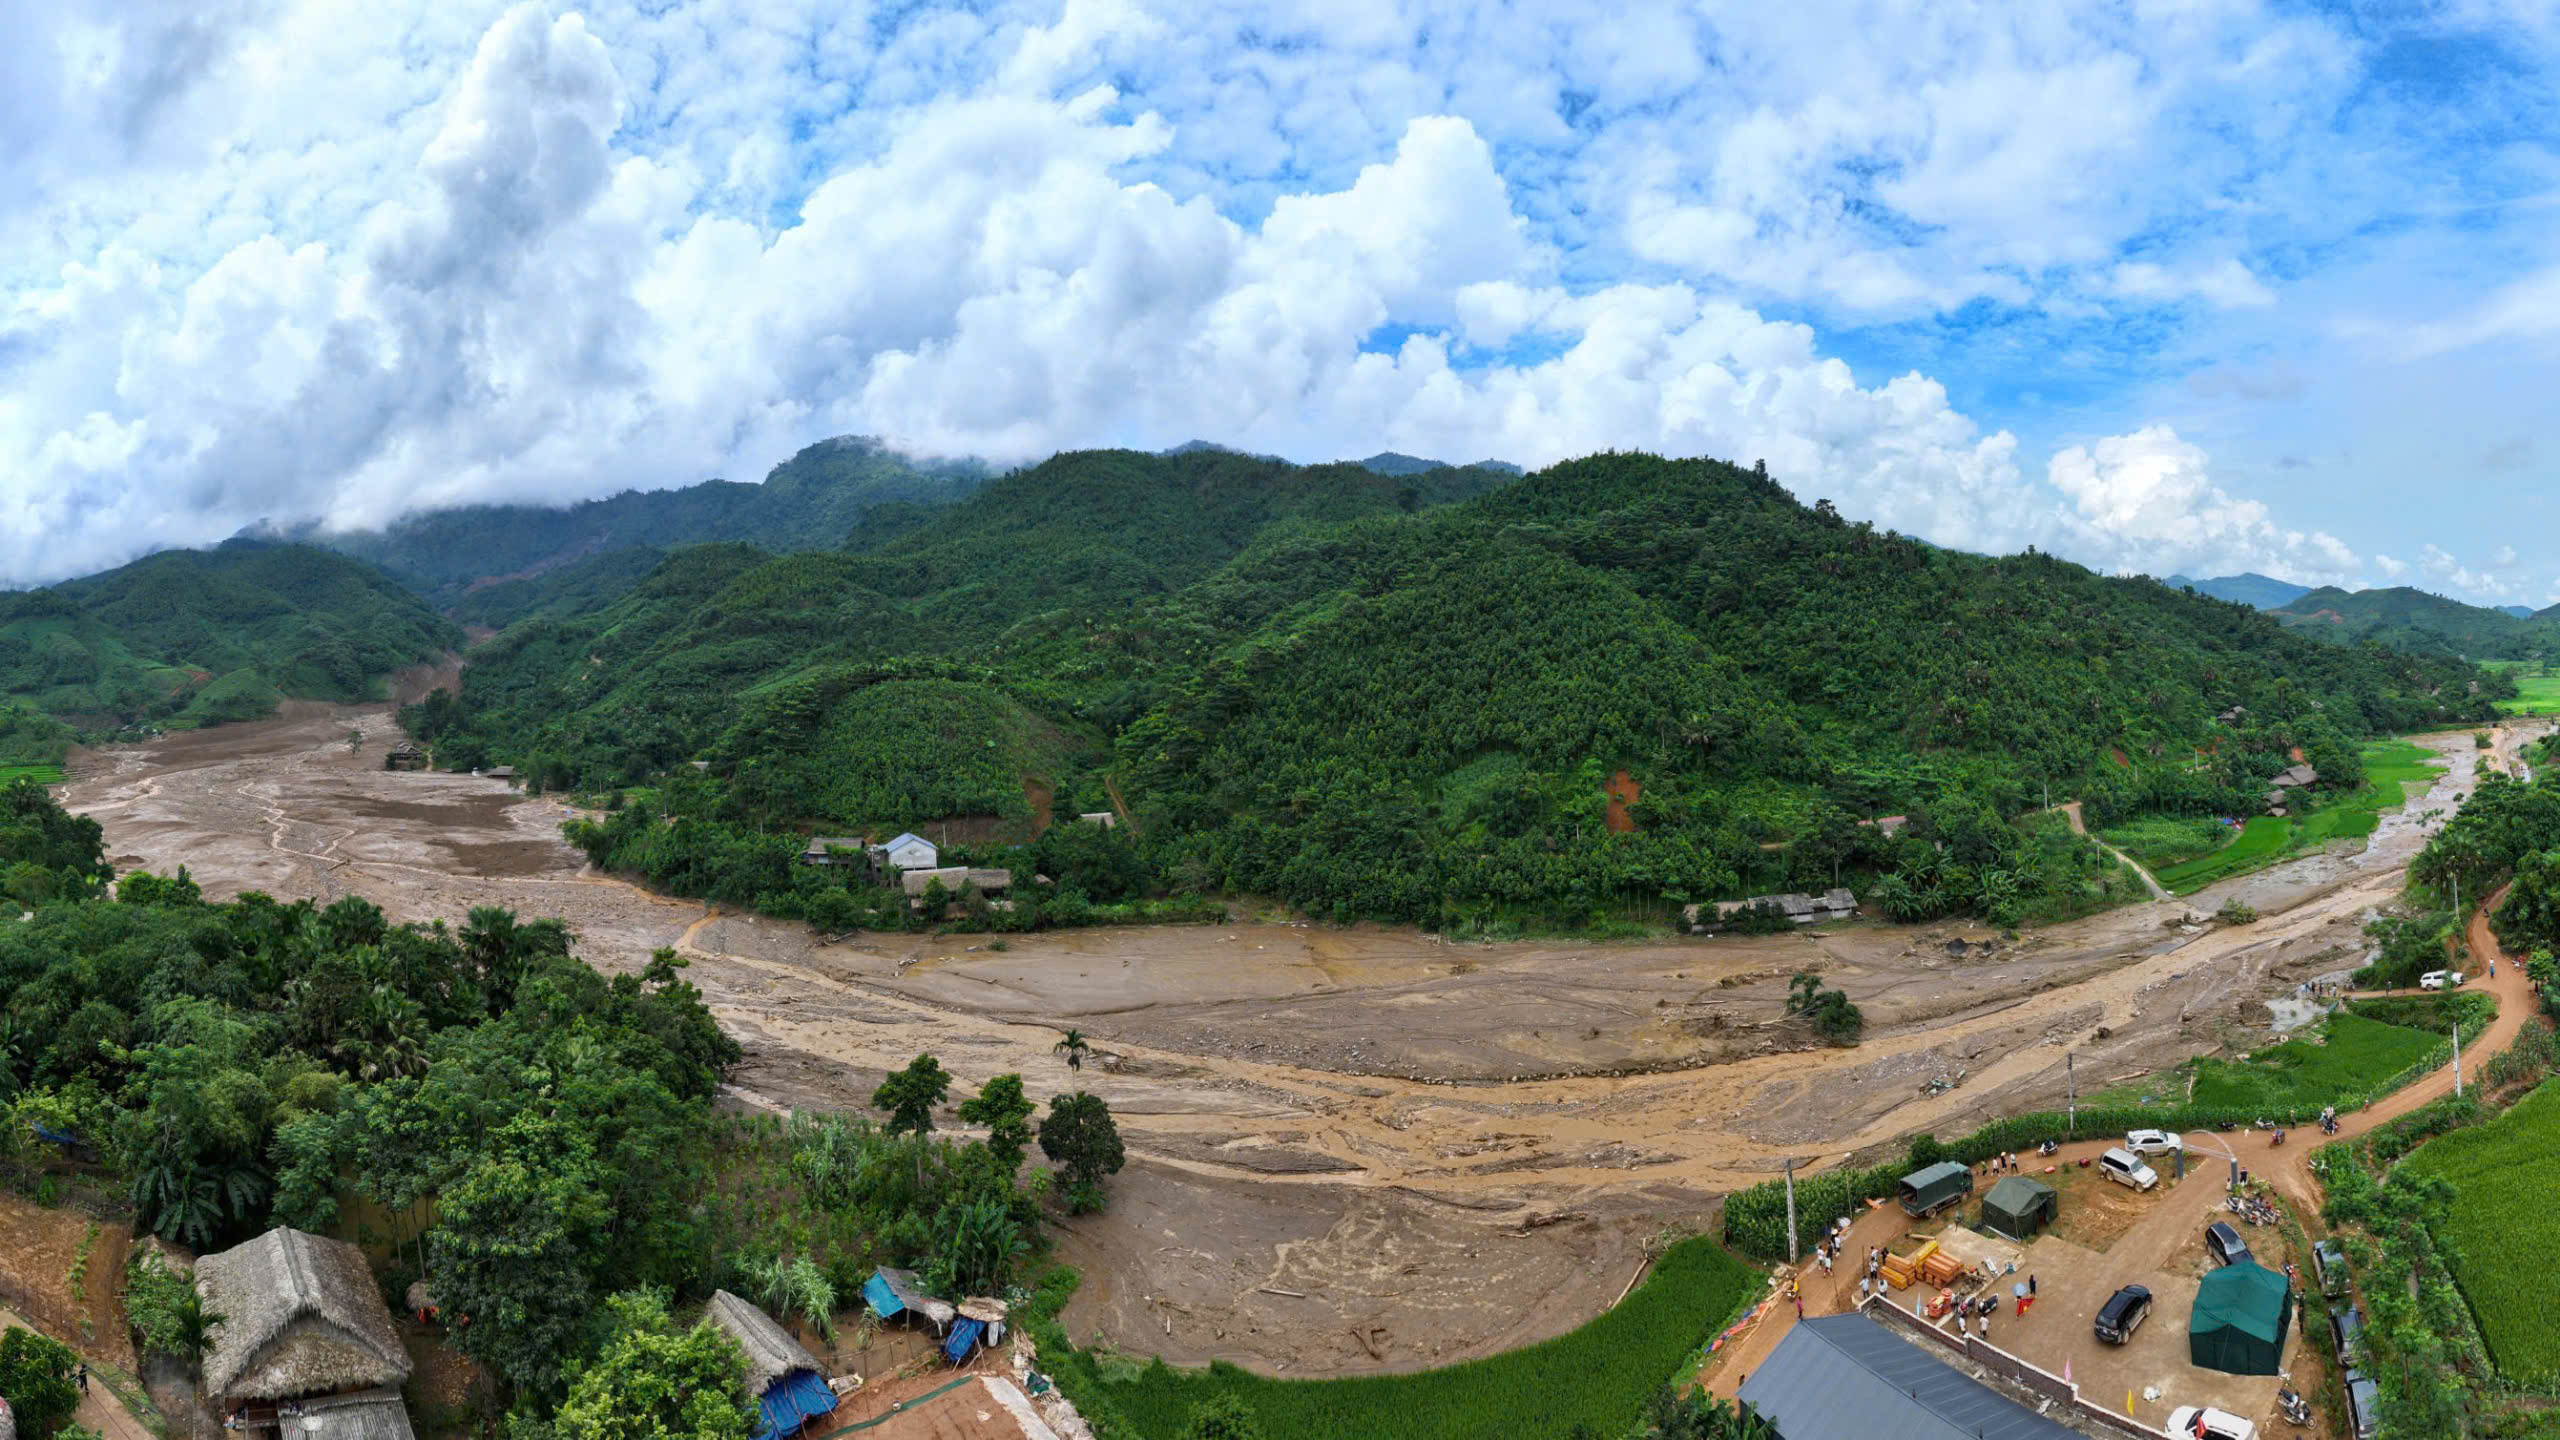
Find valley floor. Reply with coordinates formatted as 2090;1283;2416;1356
53;708;2528;1379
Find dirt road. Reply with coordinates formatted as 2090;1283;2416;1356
55;708;2526;1377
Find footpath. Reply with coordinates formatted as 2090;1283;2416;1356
0;1304;156;1440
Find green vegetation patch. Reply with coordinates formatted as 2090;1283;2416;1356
1054;1236;1757;1440
2483;660;2560;716
2188;1012;2447;1113
2156;817;2291;893
2098;814;2233;869
720;672;1075;830
2344;991;2496;1037
2149;739;2446;894
2404;1079;2560;1380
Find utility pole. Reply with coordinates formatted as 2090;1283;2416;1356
1784;1157;1800;1265
2067;1052;2075;1137
2453;1019;2464;1098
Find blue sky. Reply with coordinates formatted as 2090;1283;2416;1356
1;0;2555;603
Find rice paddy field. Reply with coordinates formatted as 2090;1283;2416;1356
0;764;65;786
2482;660;2560;716
1064;1236;1759;1440
2185;1010;2450;1114
2404;1078;2560;1381
2128;738;2445;895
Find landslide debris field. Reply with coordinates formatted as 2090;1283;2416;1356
58;706;2509;1378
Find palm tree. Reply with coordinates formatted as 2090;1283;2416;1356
1054;1030;1091;1074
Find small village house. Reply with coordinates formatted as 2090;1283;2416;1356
869;832;940;877
193;1228;416;1440
799;836;867;867
703;1290;838;1440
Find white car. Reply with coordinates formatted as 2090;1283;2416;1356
2421;969;2465;991
2124;1128;2182;1155
2166;1405;2258;1440
2098;1147;2159;1191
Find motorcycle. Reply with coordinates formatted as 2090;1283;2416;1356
2277;1385;2311;1428
2271;1128;2287;1147
2037;1139;2060;1157
2322;1115;2340;1135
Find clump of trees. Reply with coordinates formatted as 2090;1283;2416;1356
1785;972;1863;1044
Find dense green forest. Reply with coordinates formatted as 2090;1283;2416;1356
0;541;458;751
0;779;1117;1432
397;448;2504;932
2270;584;2558;660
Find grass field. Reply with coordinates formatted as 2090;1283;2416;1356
2482;660;2560;716
2142;739;2445;895
0;764;65;786
2405;1078;2560;1381
1063;1236;1758;1440
2186;1011;2449;1114
2097;814;2233;870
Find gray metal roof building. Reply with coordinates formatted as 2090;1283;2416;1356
1737;1314;2086;1440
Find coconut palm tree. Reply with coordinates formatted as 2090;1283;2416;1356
1054;1030;1091;1074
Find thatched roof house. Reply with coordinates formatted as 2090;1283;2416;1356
705;1291;836;1440
195;1229;413;1406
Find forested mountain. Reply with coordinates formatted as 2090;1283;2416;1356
0;541;458;751
2270;585;2554;660
2161;573;2314;609
299;436;990;606
409;450;2504;929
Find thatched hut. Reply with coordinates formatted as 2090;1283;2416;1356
704;1291;837;1440
194;1228;415;1440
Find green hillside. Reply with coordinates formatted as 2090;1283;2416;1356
0;541;460;738
2271;585;2555;659
312;436;988;605
414;450;2504;929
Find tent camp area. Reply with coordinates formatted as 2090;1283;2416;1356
193;1227;418;1440
2189;1261;2293;1375
1980;1175;2059;1240
705;1290;840;1440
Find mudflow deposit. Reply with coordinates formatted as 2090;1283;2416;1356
58;702;2525;1378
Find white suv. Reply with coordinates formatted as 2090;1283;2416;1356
2124;1128;2181;1155
2098;1147;2159;1191
2421;969;2464;991
2166;1406;2258;1440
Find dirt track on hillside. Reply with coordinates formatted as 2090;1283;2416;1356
56;709;2529;1376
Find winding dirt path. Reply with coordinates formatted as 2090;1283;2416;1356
2052;799;2174;902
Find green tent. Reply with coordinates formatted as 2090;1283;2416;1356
2190;1261;2293;1375
1980;1175;2057;1240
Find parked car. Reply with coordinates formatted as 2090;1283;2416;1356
2205;1220;2254;1269
2124;1128;2181;1155
2166;1405;2258;1440
2098;1147;2160;1191
2093;1284;2152;1344
2332;1303;2366;1362
2421;969;2464;990
2313;1238;2349;1294
2345;1371;2380;1440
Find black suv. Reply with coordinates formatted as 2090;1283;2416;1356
2204;1220;2253;1269
2313;1238;2349;1294
2094;1284;2153;1344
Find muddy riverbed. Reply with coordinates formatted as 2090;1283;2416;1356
56;706;2516;1376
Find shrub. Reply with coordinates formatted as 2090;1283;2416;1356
2217;897;2258;926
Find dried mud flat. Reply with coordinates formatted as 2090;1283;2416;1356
55;706;2525;1377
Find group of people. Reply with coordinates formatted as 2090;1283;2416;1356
1982;1150;2027;1176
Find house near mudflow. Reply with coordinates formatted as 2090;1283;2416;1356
2263;763;2319;817
703;1290;840;1440
380;745;428;772
869;832;940;877
193;1227;417;1440
1681;887;1859;934
799;836;868;867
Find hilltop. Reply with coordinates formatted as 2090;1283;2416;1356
408;449;2502;928
2270;585;2555;660
0;541;459;754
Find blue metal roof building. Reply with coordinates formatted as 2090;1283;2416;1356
1737;1314;2087;1440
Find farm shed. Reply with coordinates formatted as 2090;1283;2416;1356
194;1227;417;1440
704;1290;838;1440
1078;811;1117;828
800;836;866;866
1979;1176;2058;1240
862;1268;955;1333
2271;764;2318;789
1736;1314;2082;1440
381;746;427;772
2190;1260;2293;1375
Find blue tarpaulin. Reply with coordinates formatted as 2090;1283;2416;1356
751;1369;836;1440
943;1318;985;1366
863;1273;904;1320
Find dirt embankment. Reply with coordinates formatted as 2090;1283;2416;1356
53;709;2524;1378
